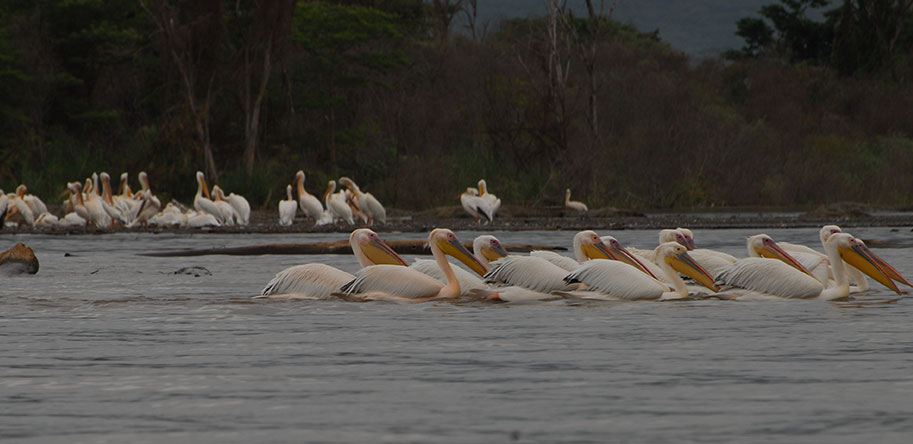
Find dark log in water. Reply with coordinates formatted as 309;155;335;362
140;240;566;257
0;242;39;274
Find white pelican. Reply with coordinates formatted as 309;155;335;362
211;185;239;225
716;233;900;300
118;172;133;199
17;185;48;217
186;210;220;228
0;191;8;227
564;242;719;300
225;189;250;226
478;179;500;219
70;181;106;228
148;203;189;227
345;190;370;224
35;213;59;227
194;171;223;223
134;172;161;224
295;170;324;222
565;188;587;213
672;228;738;278
99;172;129;225
324;180;354;225
5;187;35;226
126;191;163;227
58;211;87;228
411;234;509;296
339;177;386;225
278;184;297;226
339;228;486;303
260;228;407;299
460;187;491;224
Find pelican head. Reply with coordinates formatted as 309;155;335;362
296;170;305;184
338;177;358;193
831;233;902;294
852;238;913;289
656;242;719;292
139;171;151;193
16;184;26;197
211;185;224;201
195;171;210;198
473;235;509;266
600;235;660;280
324;180;336;200
659;229;693;250
351;228;406;266
573;231;613;262
748;234;812;276
430;228;487;276
820;225;842;245
674;227;696;250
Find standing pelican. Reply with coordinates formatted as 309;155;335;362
225;190;250;226
324;180;354;225
278;184;297;226
477;179;500;219
565;188;587;213
0;191;9;228
211;186;240;225
17;185;48;217
295;171;324;222
339;229;486;302
194;171;223;223
118;172;133;199
564;242;719;300
5;187;35;226
716;233;901;300
259;228;407;299
338;177;386;225
460;187;491;224
134;171;161;224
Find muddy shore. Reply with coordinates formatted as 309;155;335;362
4;205;913;235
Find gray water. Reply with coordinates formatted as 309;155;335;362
2;228;913;443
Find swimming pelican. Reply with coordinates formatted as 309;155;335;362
477;179;500;219
194;171;224;223
716;233;900;300
260;228;407;299
278;184;297;226
672;227;738;278
460;187;491;224
338;177;386;224
411;235;510;295
295;171;324;222
565;188;587;213
339;229;486;303
324;180;354;225
564;242;719;300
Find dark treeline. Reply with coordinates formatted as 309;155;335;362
1;0;913;211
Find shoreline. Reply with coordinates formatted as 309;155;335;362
4;210;913;235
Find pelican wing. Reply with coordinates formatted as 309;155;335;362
228;193;250;225
564;260;667;300
342;265;444;299
483;256;575;292
279;200;297;226
688;249;738;278
716;258;823;299
411;259;486;295
460;195;491;222
260;263;355;299
789;251;832;285
361;193;386;223
298;194;324;219
529;250;580;271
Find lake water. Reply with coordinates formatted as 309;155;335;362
2;227;913;443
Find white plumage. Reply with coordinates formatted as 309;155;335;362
460;188;491;224
295;170;324;222
564;188;587;213
278;184;297;226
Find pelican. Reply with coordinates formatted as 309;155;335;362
345;190;370;224
278;184;297;226
17;185;48;217
35;213;59;227
186;210;220;228
565;188;587;213
118;172;133;199
411;234;510;296
477;179;500;219
70;181;107;228
57;211;87;228
564;242;719;300
194;171;224;223
148;203;189;228
716;233;901;300
126;191;163;228
672;227;738;278
210;186;240;225
295;171;324;222
339;228;486;302
99;172;130;225
324;180;354;225
5;187;35;226
225;189;250;226
134;172;161;224
0;191;8;227
339;177;386;225
460;187;491;224
260;228;407;299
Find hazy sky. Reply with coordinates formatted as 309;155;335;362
471;0;774;57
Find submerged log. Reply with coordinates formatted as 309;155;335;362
141;239;566;257
0;242;39;274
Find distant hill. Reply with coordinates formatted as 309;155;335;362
470;0;772;57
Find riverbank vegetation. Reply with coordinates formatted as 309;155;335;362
1;0;912;210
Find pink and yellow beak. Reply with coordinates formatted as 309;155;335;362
755;241;813;277
360;238;407;266
438;237;488;276
854;242;912;289
589;240;660;281
481;243;509;263
665;251;719;292
840;241;902;294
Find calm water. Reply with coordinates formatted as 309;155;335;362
2;228;913;443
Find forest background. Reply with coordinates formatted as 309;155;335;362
1;0;913;212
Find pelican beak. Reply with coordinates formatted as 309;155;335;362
666;252;719;292
841;242;902;294
595;241;660;280
584;241;614;261
439;238;488;276
855;243;912;288
482;244;509;262
757;242;813;276
361;238;407;266
201;178;211;199
684;238;696;250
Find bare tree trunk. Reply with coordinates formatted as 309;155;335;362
243;37;272;177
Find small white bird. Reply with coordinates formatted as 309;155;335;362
460;187;491;224
279;184;297;226
477;179;500;220
295;170;324;222
565;188;587;213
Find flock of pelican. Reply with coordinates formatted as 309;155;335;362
277;171;386;226
258;224;909;303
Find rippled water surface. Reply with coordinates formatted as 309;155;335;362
3;228;913;443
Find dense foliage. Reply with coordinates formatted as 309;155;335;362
1;0;912;210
